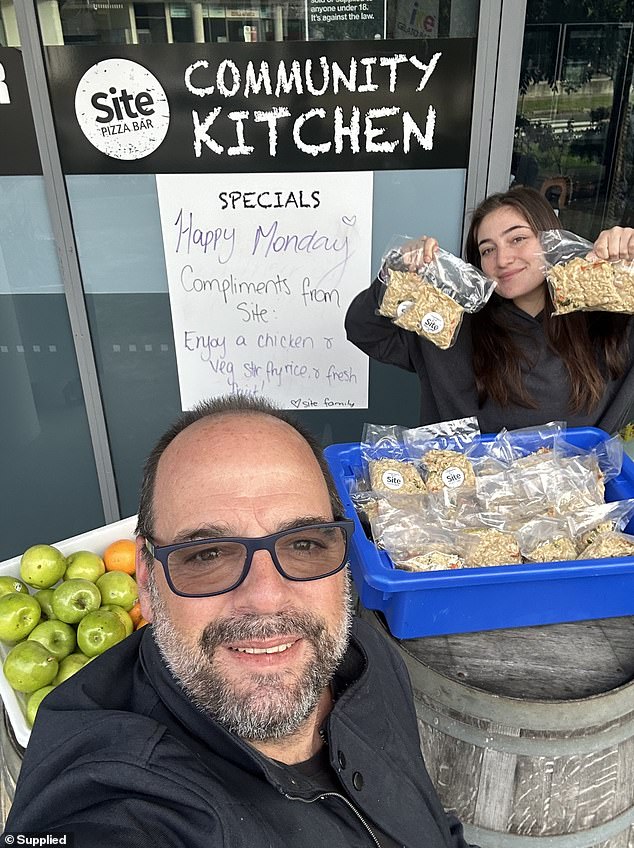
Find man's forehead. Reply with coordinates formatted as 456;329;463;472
155;413;327;500
163;412;311;466
151;414;333;540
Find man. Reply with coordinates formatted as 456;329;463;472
5;395;472;847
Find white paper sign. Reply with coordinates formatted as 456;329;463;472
156;172;371;410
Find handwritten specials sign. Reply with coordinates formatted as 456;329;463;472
45;38;475;174
156;171;371;410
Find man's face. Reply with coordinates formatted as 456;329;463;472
137;414;352;741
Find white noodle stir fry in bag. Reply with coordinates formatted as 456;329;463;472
376;237;497;349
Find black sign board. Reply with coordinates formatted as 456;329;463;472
0;48;42;176
45;39;475;175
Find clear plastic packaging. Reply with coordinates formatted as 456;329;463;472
425;487;481;528
404;417;480;453
378;237;497;349
376;238;425;318
367;458;427;494
458;527;522;568
387;527;465;573
500;421;565;461
553;435;623;483
420;450;477;493
517;457;606;516
378;269;424;319
580;530;634;559
372;504;464;573
568;499;634;553
361;423;427;495
517;518;578;563
394;549;464;572
404;417;480;493
369;494;430;547
392;285;465;350
540;229;634;315
552;457;606;512
475;468;527;510
361;422;406;461
464;430;515;476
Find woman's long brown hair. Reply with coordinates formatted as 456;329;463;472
465;187;630;413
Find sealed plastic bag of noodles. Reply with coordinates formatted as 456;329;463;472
382;524;465;573
378;237;496;349
540;229;634;315
346;469;384;533
404;417;479;493
458;524;523;568
517;517;578;563
361;423;427;496
475;466;528;511
369;493;430;549
568;499;634;553
580;530;634;559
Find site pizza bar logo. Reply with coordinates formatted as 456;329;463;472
74;58;170;160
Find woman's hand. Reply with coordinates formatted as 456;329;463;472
589;227;634;262
401;235;439;271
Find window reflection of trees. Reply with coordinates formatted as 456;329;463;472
514;0;634;235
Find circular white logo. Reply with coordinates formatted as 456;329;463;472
382;469;404;490
396;299;415;317
441;466;465;488
75;59;170;160
421;312;445;334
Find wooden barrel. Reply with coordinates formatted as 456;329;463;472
360;609;634;848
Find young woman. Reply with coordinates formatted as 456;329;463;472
345;186;634;432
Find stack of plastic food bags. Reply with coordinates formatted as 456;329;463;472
377;237;497;349
350;418;634;573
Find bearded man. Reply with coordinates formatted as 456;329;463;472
5;396;474;848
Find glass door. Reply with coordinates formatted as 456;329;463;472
513;4;634;238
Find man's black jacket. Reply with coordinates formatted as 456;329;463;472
5;617;472;848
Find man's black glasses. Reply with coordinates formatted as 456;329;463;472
145;520;355;598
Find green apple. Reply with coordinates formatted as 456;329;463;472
34;588;57;620
65;550;105;583
53;652;90;685
28;620;76;661
20;544;66;589
96;572;138;612
77;610;126;657
100;604;133;637
3;640;58;692
0;592;41;642
52;579;101;624
26;685;55;728
0;576;29;599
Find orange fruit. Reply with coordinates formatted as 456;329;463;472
128;601;143;628
103;539;136;576
136;617;149;630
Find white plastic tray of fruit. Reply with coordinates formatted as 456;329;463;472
0;515;137;748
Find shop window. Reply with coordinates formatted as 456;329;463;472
0;30;105;558
514;2;634;237
39;0;478;45
169;4;194;42
133;2;168;42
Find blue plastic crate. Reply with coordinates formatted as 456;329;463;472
325;427;634;638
